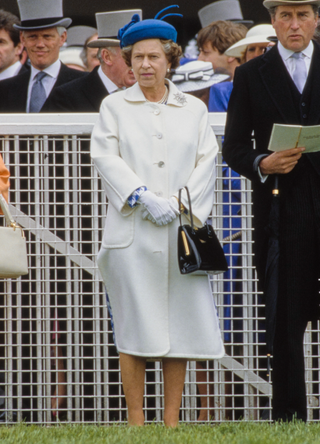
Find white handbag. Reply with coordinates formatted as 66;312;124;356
0;194;28;278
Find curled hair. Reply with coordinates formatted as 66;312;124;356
197;20;247;54
122;39;182;70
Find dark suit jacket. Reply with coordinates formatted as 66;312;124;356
42;66;109;113
0;63;86;113
223;42;320;286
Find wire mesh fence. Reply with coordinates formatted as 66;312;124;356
0;113;317;424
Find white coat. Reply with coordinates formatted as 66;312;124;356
90;79;224;359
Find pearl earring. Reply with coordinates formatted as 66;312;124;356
167;68;170;73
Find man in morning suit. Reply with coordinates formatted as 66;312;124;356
0;0;85;113
223;0;320;421
42;10;141;113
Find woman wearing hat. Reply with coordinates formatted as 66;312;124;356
91;6;224;427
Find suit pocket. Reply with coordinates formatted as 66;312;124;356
101;204;134;249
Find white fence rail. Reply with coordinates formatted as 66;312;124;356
0;113;318;424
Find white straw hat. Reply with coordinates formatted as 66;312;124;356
59;47;85;69
225;24;276;58
172;61;229;93
88;9;142;48
14;0;71;30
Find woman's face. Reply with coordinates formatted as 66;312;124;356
245;43;269;62
131;39;171;91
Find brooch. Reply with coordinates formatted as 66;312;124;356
173;92;187;105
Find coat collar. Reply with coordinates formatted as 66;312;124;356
259;45;299;124
259;42;320;125
124;78;188;107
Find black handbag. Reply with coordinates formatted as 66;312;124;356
177;187;228;275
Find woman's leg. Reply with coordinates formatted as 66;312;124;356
51;345;66;416
119;352;146;426
162;358;187;427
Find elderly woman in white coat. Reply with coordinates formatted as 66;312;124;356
90;7;224;427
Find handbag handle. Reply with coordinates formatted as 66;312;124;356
178;186;194;229
0;194;16;227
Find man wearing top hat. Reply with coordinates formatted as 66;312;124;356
223;0;320;421
0;0;85;113
42;10;141;113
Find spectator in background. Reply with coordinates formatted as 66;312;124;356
0;9;25;80
42;10;141;113
59;25;97;71
0;0;85;113
197;21;247;81
209;24;276;112
81;33;100;72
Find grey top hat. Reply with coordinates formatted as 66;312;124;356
198;0;253;28
14;0;71;30
172;61;229;93
88;9;143;48
263;0;320;8
66;26;97;47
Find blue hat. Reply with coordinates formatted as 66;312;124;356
118;5;182;48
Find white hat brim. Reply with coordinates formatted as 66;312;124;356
87;38;120;48
225;35;275;58
175;74;229;93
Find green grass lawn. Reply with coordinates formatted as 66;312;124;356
1;422;320;444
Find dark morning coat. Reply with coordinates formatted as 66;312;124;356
42;66;109;113
0;63;86;113
223;42;320;421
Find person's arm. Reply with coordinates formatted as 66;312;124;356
223;66;304;181
90;96;146;216
172;101;219;227
0;154;9;215
222;67;259;182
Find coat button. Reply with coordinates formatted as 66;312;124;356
302;102;306;107
157;134;163;139
158;161;165;168
154;109;160;115
303;114;307;118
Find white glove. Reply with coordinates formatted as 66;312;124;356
139;191;179;226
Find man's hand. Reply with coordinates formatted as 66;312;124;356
259;147;305;175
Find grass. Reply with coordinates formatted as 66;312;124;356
1;422;320;444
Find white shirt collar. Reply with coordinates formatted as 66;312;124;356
30;59;61;81
0;61;22;80
98;66;119;94
277;40;314;61
124;79;188;107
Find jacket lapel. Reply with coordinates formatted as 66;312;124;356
304;42;320;125
259;46;300;124
81;69;109;110
13;71;30;111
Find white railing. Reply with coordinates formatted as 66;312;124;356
0;113;317;424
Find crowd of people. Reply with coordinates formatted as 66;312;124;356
1;0;320;426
